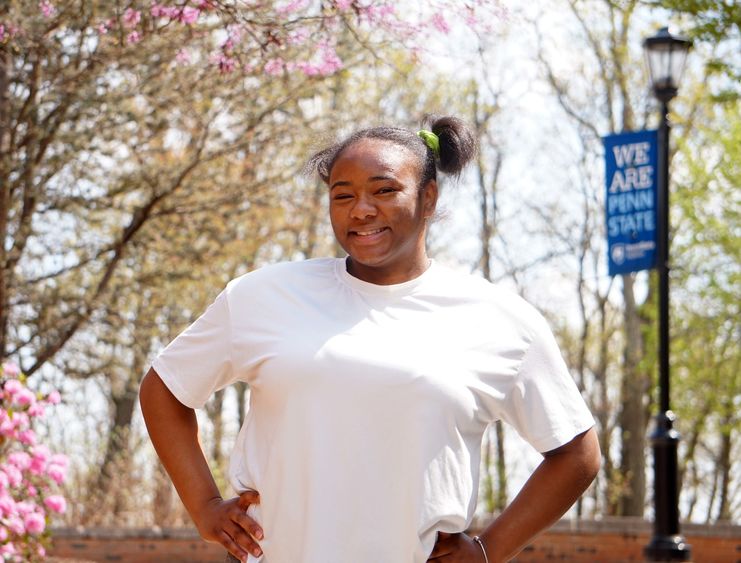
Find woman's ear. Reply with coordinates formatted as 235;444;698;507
422;180;438;219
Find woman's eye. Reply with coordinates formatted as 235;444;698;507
377;187;396;194
332;194;353;200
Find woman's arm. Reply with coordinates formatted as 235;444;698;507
478;426;601;561
139;368;264;561
429;427;600;562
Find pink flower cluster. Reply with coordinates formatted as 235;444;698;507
262;41;343;77
39;1;55;19
150;3;201;25
0;363;67;561
18;0;503;77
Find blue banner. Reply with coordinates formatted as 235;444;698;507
603;129;658;276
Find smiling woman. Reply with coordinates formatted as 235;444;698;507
139;115;600;563
308;116;475;285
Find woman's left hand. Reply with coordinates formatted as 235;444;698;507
427;532;487;562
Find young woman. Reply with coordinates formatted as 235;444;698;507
139;116;600;563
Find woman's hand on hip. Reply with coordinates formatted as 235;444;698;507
194;489;263;562
427;532;488;562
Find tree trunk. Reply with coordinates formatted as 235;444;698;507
617;273;647;516
94;382;139;521
715;403;733;521
494;420;507;511
0;44;10;358
207;389;226;469
236;381;248;429
482;430;495;513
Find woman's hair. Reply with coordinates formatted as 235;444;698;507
306;115;477;187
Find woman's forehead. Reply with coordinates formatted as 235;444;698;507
332;138;419;176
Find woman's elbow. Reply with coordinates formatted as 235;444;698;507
582;427;602;482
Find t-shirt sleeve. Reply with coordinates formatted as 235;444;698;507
151;289;235;409
500;313;595;453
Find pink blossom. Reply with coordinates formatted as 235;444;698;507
150;4;168;18
197;0;215;9
7;452;30;471
37;545;46;557
43;495;66;514
264;58;285;76
0;471;8;491
335;0;353;9
178;7;200;24
430;12;451;34
127;31;141;44
39;1;56;19
97;20;110;35
12;412;29;429
278;0;309;15
50;453;69;469
5;516;23;535
15;500;35;516
288;27;310;45
28;402;45;417
0;540;16;556
4;465;22;487
18;428;36;446
31;444;50;463
211;53;236;74
24;512;45;535
1;363;20;377
0;493;16;516
0;23;22;45
359;3;396;24
46;463;66;485
223;24;243;51
318;46;343;75
175;48;191;65
25;484;37;497
123;8;141;28
13;388;35;407
0;526;7;541
4;380;22;396
0;419;15;437
46;390;61;405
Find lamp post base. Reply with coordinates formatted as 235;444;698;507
644;534;692;561
645;411;692;562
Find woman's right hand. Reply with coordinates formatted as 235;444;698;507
195;489;264;562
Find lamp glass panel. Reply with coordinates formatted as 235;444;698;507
647;43;674;90
669;47;689;88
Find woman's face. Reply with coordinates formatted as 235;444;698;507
328;138;437;285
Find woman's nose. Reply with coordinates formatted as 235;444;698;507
350;195;377;219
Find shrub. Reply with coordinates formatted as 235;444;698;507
0;363;67;561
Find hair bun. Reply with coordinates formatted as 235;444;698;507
425;115;477;177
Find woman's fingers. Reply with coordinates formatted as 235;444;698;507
226;519;263;558
233;510;264;541
197;496;264;560
237;489;260;509
234;489;264;543
219;529;252;562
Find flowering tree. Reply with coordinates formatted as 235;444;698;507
0;0;498;375
0;363;67;561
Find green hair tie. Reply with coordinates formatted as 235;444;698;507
417;130;440;157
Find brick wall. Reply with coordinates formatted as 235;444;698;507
49;518;739;562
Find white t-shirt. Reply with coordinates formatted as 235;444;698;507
153;258;594;563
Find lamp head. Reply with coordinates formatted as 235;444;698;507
643;27;692;103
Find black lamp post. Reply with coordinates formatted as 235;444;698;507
642;26;692;562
